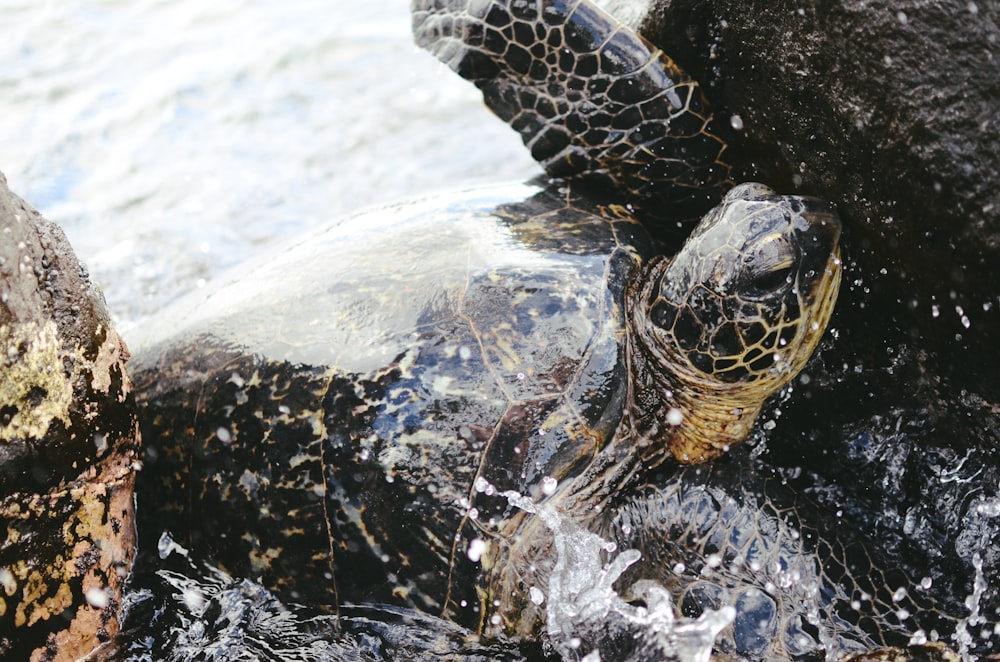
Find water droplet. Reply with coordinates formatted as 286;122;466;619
86;587;110;608
673;562;686;574
529;586;545;605
730;114;744;131
475;476;491;493
968;2;979;14
896;11;908;24
909;629;928;645
706;553;722;568
920;576;933;590
490;614;502;625
931;304;940;318
666;408;684;426
541;476;558;496
278;404;291;415
458;345;472;360
975;499;1000;516
516;372;525;380
182;586;207;613
468;507;479;521
763;420;776;431
467;538;487;562
216;427;232;443
883;54;893;66
892;587;907;602
359;448;370;461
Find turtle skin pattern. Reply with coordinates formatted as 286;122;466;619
412;0;733;220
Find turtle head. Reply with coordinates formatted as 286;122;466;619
630;183;841;463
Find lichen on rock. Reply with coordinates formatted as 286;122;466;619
0;171;139;661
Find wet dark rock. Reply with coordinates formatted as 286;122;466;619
635;0;1000;392
0;172;139;661
609;3;1000;656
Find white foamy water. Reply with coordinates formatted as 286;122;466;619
1;0;538;327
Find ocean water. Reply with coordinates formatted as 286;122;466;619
0;0;538;328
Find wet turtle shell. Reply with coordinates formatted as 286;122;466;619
130;180;841;634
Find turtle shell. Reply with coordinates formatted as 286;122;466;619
130;181;655;627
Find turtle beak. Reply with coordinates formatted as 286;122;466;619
790;197;841;291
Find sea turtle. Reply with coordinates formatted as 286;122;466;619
130;174;841;637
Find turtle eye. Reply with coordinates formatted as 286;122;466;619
749;265;793;293
742;233;795;296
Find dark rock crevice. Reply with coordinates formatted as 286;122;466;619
638;0;1000;391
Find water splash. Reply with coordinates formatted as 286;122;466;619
953;493;1000;659
953;552;988;659
117;531;546;661
504;490;733;661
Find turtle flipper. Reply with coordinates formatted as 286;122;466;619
412;0;733;220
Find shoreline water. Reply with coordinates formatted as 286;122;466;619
1;0;538;327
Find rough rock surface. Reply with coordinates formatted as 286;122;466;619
0;172;139;661
635;0;999;390
622;3;1000;655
